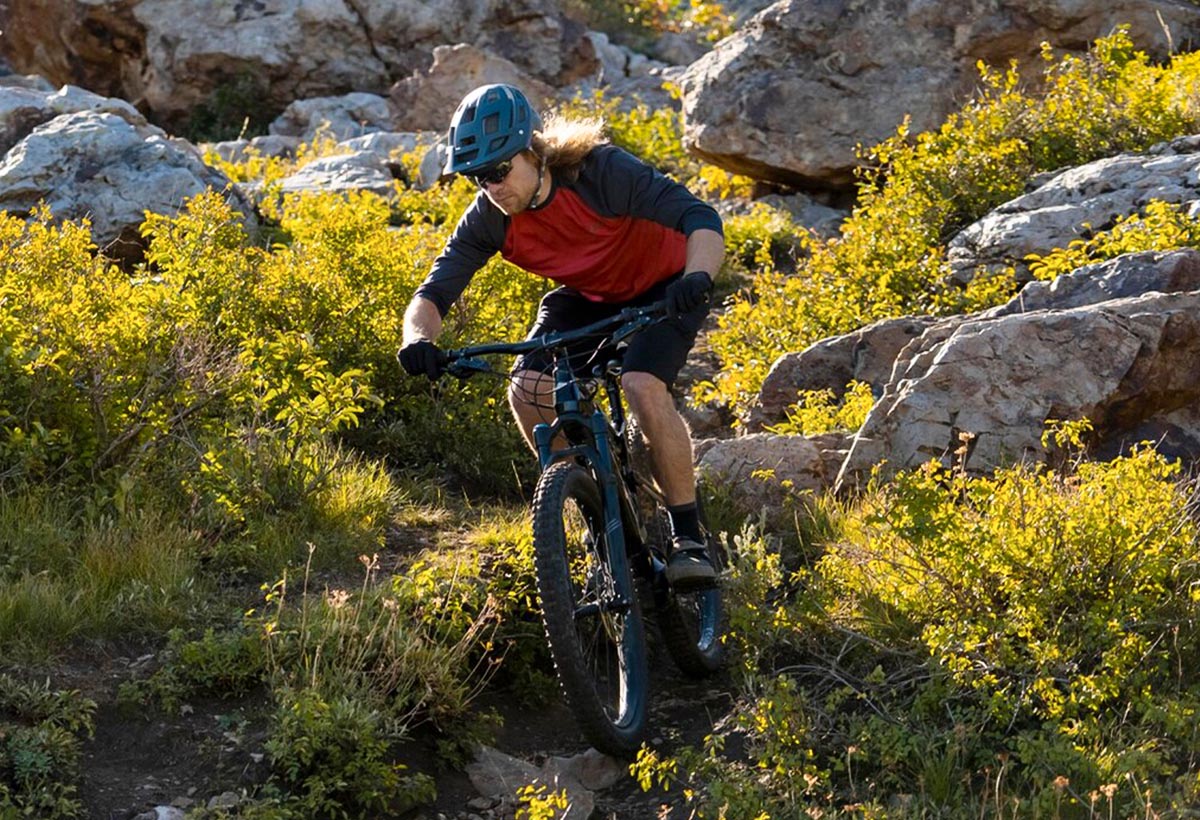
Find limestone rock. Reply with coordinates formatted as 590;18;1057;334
0;107;251;263
678;0;1200;188
947;135;1200;284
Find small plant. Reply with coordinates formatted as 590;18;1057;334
118;626;266;715
0;675;97;820
264;687;436;818
515;783;570;820
766;380;876;436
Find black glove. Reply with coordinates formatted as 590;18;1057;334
665;271;713;318
397;339;445;379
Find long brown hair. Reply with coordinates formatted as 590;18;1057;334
529;112;608;182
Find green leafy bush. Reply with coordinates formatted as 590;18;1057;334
265;687;436;818
639;445;1200;817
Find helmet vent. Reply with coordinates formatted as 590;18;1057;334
483;113;500;134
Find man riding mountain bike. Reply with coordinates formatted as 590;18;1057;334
398;83;724;591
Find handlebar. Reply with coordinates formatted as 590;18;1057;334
441;300;670;380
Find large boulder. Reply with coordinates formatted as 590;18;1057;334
678;0;1200;189
835;250;1200;486
0;0;594;133
0;88;251;263
389;44;556;133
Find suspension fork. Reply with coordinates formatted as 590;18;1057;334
533;358;638;608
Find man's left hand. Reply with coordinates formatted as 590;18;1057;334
666;271;713;318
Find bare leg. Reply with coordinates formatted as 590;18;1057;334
620;371;696;507
508;368;557;452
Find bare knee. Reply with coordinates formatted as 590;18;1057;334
509;369;550;412
621;371;669;414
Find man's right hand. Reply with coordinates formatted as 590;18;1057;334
398;339;445;379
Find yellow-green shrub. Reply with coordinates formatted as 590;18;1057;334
1027;198;1200;279
641;446;1200;817
765;380;875;436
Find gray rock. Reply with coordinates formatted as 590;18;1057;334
947;136;1200;284
1;83;145;155
465;745;597;820
276;151;398;198
678;0;1200;188
270;92;392;143
0;109;252;263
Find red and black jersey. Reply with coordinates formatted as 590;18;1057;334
415;144;724;315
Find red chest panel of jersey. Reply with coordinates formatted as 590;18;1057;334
501;187;687;302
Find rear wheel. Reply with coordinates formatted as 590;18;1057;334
531;461;648;756
625;417;725;677
649;503;726;677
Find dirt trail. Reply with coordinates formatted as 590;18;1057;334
72;613;735;820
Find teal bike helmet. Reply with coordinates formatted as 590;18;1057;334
444;84;542;175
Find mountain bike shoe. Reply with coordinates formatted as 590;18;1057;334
665;538;717;591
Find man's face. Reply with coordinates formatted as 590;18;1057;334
468;152;540;215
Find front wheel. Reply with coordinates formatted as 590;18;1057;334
531;461;648;757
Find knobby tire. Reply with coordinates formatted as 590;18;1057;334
531;461;648;757
625;417;725;677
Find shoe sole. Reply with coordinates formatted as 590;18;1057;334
665;567;718;592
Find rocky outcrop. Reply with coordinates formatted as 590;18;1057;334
747;316;938;431
835;250;1200;486
678;0;1200;189
0;85;251;263
947;135;1200;284
0;0;595;132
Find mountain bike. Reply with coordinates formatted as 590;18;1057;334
441;301;725;757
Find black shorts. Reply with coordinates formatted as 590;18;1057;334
513;274;708;389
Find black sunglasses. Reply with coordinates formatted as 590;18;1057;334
467;159;514;187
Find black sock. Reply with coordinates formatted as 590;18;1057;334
667;502;702;543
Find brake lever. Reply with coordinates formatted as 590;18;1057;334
444;356;492;380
